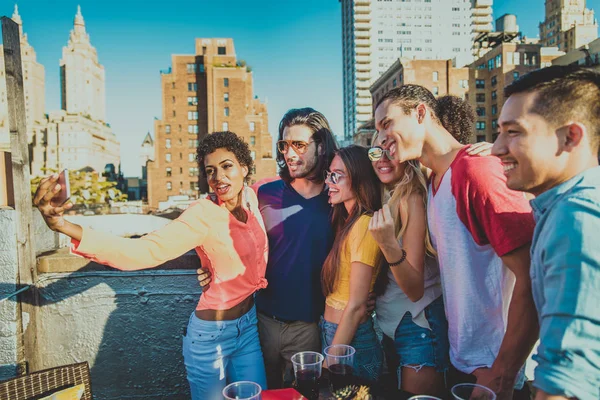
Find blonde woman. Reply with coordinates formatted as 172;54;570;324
368;136;448;397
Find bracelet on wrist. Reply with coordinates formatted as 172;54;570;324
387;249;407;267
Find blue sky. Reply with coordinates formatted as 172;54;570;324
2;0;599;176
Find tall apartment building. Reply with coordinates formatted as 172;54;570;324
539;0;598;53
147;38;276;210
39;6;120;175
1;6;120;177
0;5;46;153
60;6;106;123
339;0;474;140
468;41;564;143
471;0;495;58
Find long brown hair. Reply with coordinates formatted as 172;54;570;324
321;145;383;297
276;108;339;183
372;132;436;296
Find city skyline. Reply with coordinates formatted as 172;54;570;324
1;0;599;176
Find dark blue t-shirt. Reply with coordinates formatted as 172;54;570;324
255;180;333;323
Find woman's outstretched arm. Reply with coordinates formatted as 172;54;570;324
34;173;211;271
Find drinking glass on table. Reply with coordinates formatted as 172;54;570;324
451;383;496;400
408;396;443;400
222;381;262;400
323;344;355;392
291;351;324;400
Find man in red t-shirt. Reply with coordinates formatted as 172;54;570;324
374;85;538;400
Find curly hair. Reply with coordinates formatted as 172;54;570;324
196;131;254;183
437;95;476;145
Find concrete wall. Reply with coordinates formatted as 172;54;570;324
33;267;200;399
1;209;203;399
0;208;18;380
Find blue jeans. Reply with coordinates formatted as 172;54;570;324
182;306;267;400
381;296;450;386
319;317;383;382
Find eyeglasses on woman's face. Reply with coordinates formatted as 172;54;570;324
367;146;394;162
276;140;314;155
324;170;344;185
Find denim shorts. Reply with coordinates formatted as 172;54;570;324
382;296;450;378
319;316;383;383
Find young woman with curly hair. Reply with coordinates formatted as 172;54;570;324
33;131;268;400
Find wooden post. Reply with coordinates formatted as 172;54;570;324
2;16;39;373
0;151;14;207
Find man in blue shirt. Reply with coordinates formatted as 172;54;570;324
255;108;337;388
493;65;600;400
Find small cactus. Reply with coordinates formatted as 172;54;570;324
331;385;371;400
332;385;358;400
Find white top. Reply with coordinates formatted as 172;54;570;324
376;244;442;338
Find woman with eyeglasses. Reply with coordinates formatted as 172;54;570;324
367;134;448;397
320;145;384;383
33;131;268;400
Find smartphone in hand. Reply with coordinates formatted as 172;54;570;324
51;169;71;207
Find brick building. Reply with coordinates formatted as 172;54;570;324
147;38;276;209
370;58;469;112
468;38;564;143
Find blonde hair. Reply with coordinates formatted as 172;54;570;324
371;132;435;294
385;159;435;256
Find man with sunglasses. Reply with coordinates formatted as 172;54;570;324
254;108;338;389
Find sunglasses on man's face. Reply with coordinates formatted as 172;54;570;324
368;146;394;162
277;140;314;154
324;170;344;185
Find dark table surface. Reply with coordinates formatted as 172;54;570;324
312;369;415;400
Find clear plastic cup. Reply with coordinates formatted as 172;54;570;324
408;396;443;400
451;383;497;400
323;344;355;392
222;381;262;400
291;351;323;400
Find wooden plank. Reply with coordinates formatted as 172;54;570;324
2;16;39;373
0;151;14;207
